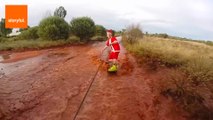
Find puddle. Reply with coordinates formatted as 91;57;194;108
0;55;43;76
0;54;11;62
0;51;43;63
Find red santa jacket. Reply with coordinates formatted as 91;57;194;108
106;37;120;52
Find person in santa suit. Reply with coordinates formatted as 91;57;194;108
101;29;120;72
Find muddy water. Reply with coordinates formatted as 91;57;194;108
0;54;11;62
0;46;97;120
0;40;187;120
0;55;10;76
75;43;187;120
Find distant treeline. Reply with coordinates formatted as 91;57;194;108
144;32;213;46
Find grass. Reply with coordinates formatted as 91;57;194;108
124;36;213;74
0;39;71;51
146;34;213;46
0;36;82;51
123;36;213;119
0;34;105;51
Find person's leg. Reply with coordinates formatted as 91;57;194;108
108;52;119;72
108;52;113;68
112;52;119;65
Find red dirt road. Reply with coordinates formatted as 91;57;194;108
0;41;187;120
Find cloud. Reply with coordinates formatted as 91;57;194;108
0;0;213;40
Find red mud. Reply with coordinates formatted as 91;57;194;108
0;51;42;63
0;41;188;120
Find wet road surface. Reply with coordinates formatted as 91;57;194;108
0;41;187;120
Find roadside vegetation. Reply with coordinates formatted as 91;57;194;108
91;25;106;41
0;6;107;51
145;32;213;46
123;24;213;119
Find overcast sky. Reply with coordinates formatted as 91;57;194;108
0;0;213;41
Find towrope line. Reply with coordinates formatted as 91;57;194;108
72;62;103;120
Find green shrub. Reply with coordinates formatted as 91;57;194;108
70;17;95;41
0;37;8;42
123;24;143;44
0;37;3;42
6;37;20;42
19;26;30;32
19;26;39;40
95;25;106;36
38;16;69;40
149;33;168;38
158;33;168;38
90;36;106;41
67;36;80;43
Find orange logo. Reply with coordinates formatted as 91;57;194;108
5;5;28;28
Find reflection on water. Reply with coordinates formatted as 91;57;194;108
0;54;11;77
0;55;42;76
0;54;10;62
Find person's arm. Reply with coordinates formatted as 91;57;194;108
109;37;119;45
101;45;108;53
103;46;108;51
110;41;118;45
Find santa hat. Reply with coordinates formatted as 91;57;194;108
106;29;113;34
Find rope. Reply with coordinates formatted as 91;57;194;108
72;61;103;120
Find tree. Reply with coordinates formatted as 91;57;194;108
95;25;106;36
123;24;143;44
38;16;69;40
19;26;30;32
70;17;95;41
54;6;67;19
19;26;39;39
0;18;12;37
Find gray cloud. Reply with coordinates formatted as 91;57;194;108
0;0;212;40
